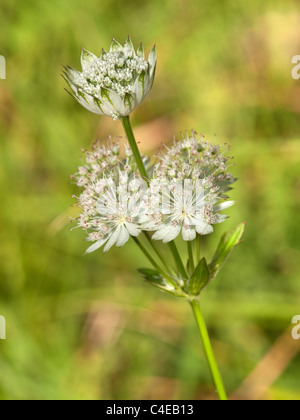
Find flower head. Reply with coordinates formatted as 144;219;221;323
71;133;236;252
64;37;156;120
142;132;236;242
153;131;235;191
83;180;145;253
72;139;148;253
143;180;235;242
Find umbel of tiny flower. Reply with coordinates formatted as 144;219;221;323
143;132;236;243
72;133;236;253
71;139;150;253
63;37;156;120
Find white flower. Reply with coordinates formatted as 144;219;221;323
85;183;144;253
72;140;148;253
143;180;235;243
71;133;236;250
64;37;156;120
141;132;236;242
153;131;235;193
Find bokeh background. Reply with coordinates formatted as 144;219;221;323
0;0;299;400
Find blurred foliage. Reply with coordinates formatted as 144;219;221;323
0;0;300;400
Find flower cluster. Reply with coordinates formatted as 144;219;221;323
141;132;235;242
153;131;234;186
72;140;150;253
64;37;156;120
72;133;236;253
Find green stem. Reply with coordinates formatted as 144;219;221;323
190;299;228;401
187;241;195;273
143;231;170;272
195;234;201;263
121;116;148;182
133;237;177;288
168;241;188;279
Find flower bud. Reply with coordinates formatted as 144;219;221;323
63;37;156;120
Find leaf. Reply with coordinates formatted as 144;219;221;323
209;223;245;280
138;268;165;286
138;268;188;298
189;258;210;296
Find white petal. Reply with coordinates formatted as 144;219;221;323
214;214;229;224
147;45;157;77
99;89;118;116
85;237;108;254
124;36;135;54
152;224;171;240
195;222;213;235
125;223;141;237
103;226;121;253
110;39;123;53
152;223;181;243
116;225;130;247
72;90;105;115
142;221;161;231
106;90;129;115
132;72;147;103
139;214;150;224
136;43;144;59
163;224;181;243
213;201;235;212
65;67;82;85
182;226;196;241
122;93;135;115
81;49;97;71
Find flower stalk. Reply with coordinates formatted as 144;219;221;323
121;115;149;182
187;241;195;273
190;299;228;400
168;241;188;280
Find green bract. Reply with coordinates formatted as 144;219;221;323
64;37;156;120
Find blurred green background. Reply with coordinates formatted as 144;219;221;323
0;0;299;400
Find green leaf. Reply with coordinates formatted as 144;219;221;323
138;268;164;286
189;258;210;296
138;268;188;298
209;223;245;280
